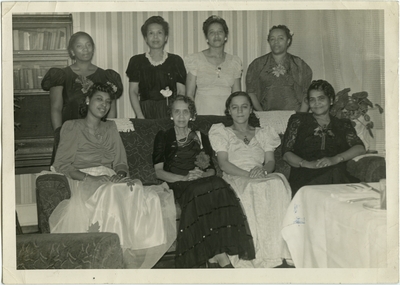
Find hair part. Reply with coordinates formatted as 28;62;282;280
168;95;197;119
202;15;229;37
267;25;293;47
79;82;117;119
307;79;336;102
68;31;95;60
141;16;169;38
224;91;259;127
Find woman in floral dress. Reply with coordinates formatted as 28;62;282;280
246;25;312;112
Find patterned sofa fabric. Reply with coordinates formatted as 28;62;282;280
121;115;236;184
16;233;123;269
36;174;71;233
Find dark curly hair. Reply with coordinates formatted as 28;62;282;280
79;82;117;119
267;25;293;48
168;95;197;120
68;31;95;60
141;16;169;38
224;91;259;127
202;15;229;37
307;79;336;103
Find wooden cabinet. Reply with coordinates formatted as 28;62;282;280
13;15;72;174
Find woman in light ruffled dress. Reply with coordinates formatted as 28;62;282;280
209;91;292;268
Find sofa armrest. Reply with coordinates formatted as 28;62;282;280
36;174;71;233
346;155;386;182
17;232;123;269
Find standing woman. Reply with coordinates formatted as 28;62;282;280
185;15;242;116
42;31;123;163
42;31;123;131
246;25;312;112
209;92;292;268
126;16;186;119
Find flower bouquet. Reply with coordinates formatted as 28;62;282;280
195;151;210;171
330;88;383;138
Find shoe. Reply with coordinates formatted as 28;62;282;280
206;260;220;268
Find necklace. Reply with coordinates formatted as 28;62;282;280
85;122;101;139
175;127;190;144
243;136;250;145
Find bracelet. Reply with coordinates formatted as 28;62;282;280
337;156;345;163
299;160;305;168
117;172;126;178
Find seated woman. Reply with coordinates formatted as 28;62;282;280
152;95;255;268
209;91;292;268
282;80;366;197
49;83;176;269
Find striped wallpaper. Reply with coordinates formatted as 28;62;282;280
15;10;385;208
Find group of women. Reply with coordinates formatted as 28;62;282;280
41;14;366;269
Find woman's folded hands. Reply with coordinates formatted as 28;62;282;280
248;166;267;179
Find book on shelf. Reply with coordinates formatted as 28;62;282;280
13;30;20;51
13;28;68;51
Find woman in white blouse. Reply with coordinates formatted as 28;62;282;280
185;15;242;115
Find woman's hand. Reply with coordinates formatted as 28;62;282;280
315;157;337;168
185;168;204;181
109;174;125;183
248;166;267;179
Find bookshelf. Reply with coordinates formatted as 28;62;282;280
13;15;72;174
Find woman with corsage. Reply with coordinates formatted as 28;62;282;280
185;15;242;115
153;95;255;268
50;82;176;269
282;80;366;197
246;25;312;112
126;16;186;119
41;31;123;164
209;91;292;268
42;31;123;130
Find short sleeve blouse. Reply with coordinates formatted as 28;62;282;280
125;53;186;101
41;67;123;123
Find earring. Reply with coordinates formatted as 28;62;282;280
86;102;89;105
225;38;227;41
189;118;192;121
170;117;173;120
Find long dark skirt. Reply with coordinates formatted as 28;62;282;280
168;176;255;268
140;99;169;119
289;162;360;197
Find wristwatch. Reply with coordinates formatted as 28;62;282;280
337;156;345;163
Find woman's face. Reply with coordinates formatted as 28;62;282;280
87;91;112;119
145;23;168;50
229;95;252;124
268;28;290;55
70;35;94;61
171;100;191;128
206;23;226;48
308;90;332;116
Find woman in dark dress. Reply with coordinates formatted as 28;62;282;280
126;16;186;119
153;95;255;268
282;80;366;197
246;25;312;112
42;31;123;131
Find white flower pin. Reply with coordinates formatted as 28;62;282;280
160;87;173;105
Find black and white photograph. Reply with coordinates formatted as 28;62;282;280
2;1;398;284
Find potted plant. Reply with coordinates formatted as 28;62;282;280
330;88;384;150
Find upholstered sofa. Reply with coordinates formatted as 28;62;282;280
17;113;386;269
